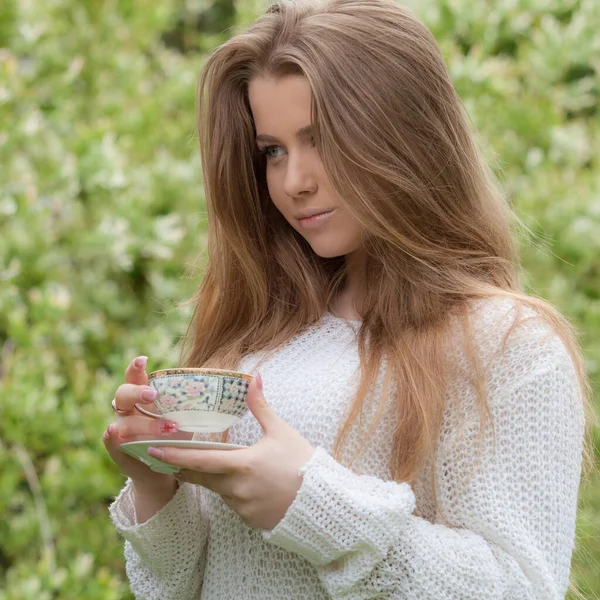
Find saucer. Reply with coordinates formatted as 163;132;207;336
120;440;247;475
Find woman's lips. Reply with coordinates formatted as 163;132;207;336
297;209;335;229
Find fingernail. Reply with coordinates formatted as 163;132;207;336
256;371;263;390
135;356;148;369
147;447;163;459
107;424;114;436
142;389;158;402
161;422;179;434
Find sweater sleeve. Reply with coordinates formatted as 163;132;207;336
264;322;585;599
109;478;209;599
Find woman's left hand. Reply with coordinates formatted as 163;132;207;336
147;373;316;530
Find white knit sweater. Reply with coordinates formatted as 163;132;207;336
109;297;585;599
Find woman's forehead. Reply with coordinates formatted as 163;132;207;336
248;75;313;138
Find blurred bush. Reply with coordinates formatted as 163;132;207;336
0;0;598;597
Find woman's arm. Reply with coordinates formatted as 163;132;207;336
110;478;209;600
264;323;585;599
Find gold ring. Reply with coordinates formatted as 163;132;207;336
111;398;136;416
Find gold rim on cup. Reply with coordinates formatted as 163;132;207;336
148;367;254;381
136;368;254;420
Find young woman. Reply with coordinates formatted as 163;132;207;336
103;0;593;598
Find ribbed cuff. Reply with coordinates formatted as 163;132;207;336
263;447;416;566
109;478;204;566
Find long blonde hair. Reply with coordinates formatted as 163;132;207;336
180;0;594;485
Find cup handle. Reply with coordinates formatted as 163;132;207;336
134;404;163;419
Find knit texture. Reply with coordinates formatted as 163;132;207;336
109;297;585;599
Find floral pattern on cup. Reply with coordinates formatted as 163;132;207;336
149;373;250;417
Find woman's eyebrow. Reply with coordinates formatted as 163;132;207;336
256;124;313;143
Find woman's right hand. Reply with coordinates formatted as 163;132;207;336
102;356;189;491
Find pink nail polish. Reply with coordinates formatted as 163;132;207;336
148;447;163;459
256;371;263;390
142;389;158;402
135;356;148;369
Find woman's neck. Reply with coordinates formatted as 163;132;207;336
329;250;366;321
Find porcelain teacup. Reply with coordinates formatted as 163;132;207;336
135;368;253;433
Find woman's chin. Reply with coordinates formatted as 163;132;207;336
305;238;357;259
309;245;346;259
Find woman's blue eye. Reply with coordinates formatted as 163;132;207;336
257;138;316;160
258;145;285;160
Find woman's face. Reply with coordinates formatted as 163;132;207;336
248;75;364;259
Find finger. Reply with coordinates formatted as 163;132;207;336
113;416;180;439
177;471;240;501
245;373;282;434
177;469;229;492
219;494;241;514
125;356;149;386
114;383;158;412
147;447;246;474
102;423;114;446
103;424;123;459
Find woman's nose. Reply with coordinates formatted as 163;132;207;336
283;151;318;198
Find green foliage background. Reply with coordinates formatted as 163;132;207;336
0;0;598;597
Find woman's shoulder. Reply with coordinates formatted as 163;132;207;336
448;294;577;383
